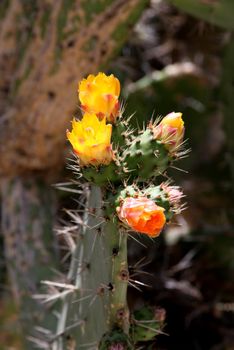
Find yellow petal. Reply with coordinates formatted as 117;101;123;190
67;113;113;166
78;72;120;122
161;112;184;130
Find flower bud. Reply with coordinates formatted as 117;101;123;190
153;112;184;153
117;197;166;237
78;72;120;123
67;113;113;166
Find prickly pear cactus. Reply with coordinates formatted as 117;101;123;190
47;73;187;349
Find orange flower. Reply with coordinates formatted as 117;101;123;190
117;197;166;237
152;112;184;153
78;72;120;123
66;113;113;166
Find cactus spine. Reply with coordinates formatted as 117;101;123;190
48;73;186;349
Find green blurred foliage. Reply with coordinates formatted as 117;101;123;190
169;0;234;30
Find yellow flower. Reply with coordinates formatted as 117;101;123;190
67;113;113;166
152;112;184;153
78;72;120;123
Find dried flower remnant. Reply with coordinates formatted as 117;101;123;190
161;184;184;213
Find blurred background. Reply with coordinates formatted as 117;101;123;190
0;0;234;349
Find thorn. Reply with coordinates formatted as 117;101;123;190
129;278;152;288
50;320;85;342
72;294;93;304
132;321;168;336
128;280;142;292
27;336;49;349
170;165;188;173
34;326;52;336
128;233;147;248
41;280;78;290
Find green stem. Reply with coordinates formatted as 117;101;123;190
109;223;129;333
53;185;112;349
52;186;130;349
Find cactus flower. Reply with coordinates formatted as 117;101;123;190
78;72;120;123
117;197;166;237
67;113;113;166
153;112;184;153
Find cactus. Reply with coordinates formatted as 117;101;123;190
1;1;151;346
1;177;59;349
130;306;166;344
82;113;186;185
44;73;187;350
